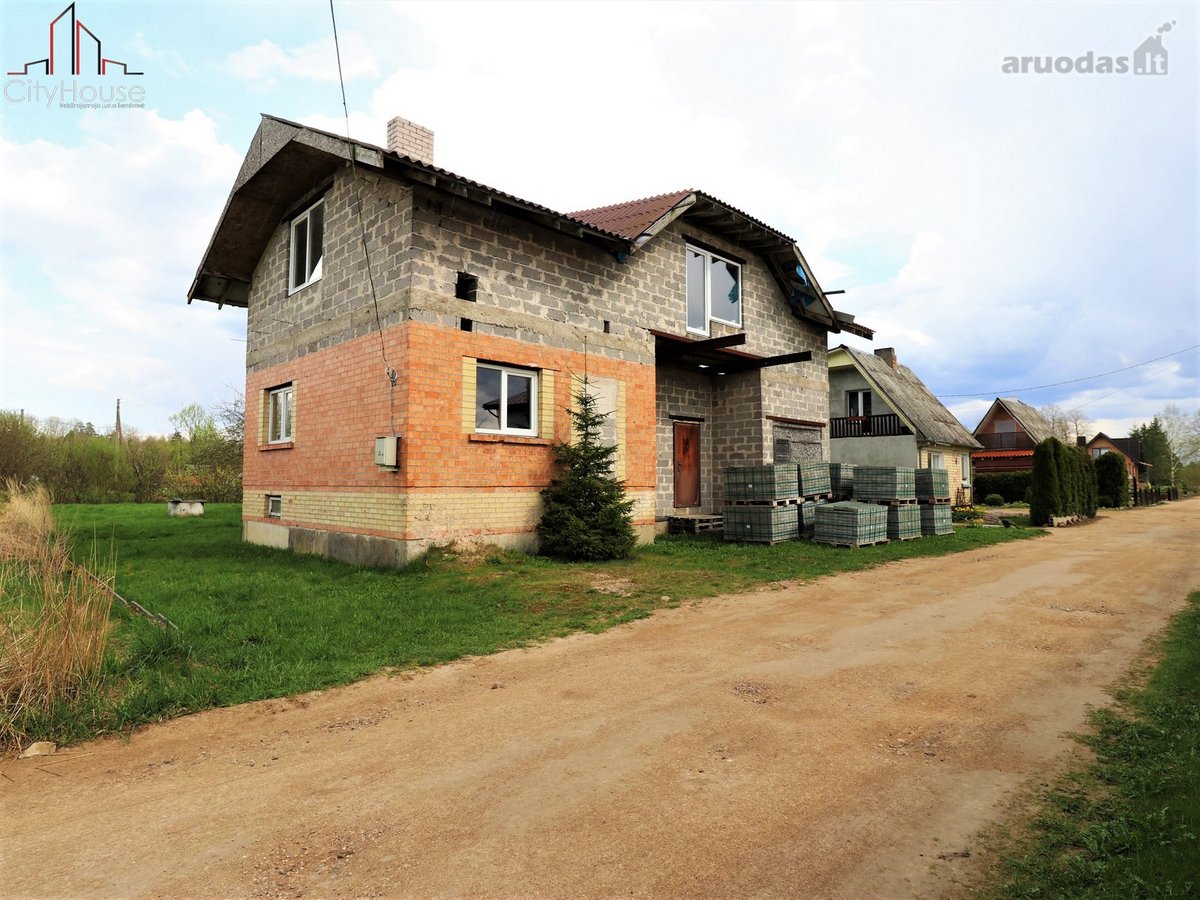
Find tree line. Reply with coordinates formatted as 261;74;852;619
0;398;244;503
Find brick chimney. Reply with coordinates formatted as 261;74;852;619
386;116;434;165
874;347;897;369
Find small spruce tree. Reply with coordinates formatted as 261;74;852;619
538;378;636;561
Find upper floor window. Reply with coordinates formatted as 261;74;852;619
289;199;324;293
846;389;872;418
686;245;741;334
268;384;294;443
475;363;537;436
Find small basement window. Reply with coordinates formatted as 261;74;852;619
456;272;478;301
289;199;324;293
267;495;282;518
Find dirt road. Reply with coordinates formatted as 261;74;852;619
4;502;1197;899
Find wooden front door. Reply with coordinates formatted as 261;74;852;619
673;422;701;507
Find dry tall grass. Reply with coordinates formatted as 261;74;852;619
0;480;114;751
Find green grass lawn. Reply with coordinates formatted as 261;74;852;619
974;591;1200;898
22;503;1039;746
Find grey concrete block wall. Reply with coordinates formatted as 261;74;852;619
242;162;838;526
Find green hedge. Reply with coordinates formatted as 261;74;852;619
973;471;1033;504
1095;452;1131;507
1029;438;1098;526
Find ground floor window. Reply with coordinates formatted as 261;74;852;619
475;363;538;436
266;495;282;517
268;384;294;443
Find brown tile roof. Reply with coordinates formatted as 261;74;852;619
569;190;695;240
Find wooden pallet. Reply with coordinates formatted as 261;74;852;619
668;515;724;535
802;492;834;502
728;497;801;508
813;537;890;548
890;534;922;542
862;498;918;506
917;497;952;505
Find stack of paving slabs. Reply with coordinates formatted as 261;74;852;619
797;500;821;538
829;463;855;500
920;504;954;535
725;465;799;502
915;468;951;502
723;505;799;543
887;505;922;541
724;465;800;543
796;462;832;498
813;501;888;547
853;466;917;503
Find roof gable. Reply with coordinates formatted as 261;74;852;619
974;398;1056;443
831;346;981;449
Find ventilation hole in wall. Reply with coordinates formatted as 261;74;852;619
460;318;473;332
603;320;611;333
456;272;478;302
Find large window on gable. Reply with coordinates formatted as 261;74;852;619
268;384;294;443
289;199;324;293
475;363;537;436
686;244;741;334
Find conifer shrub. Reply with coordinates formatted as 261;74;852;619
538;379;636;561
1029;438;1099;525
1095;452;1131;507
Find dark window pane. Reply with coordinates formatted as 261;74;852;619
292;219;308;288
507;374;532;430
308;204;324;278
710;257;740;324
475;366;502;429
686;249;706;332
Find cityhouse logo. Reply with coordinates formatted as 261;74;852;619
1002;20;1177;76
6;2;145;108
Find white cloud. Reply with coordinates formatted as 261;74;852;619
0;110;246;434
227;33;379;84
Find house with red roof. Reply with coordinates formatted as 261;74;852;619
189;114;870;566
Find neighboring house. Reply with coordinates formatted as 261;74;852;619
971;398;1056;476
828;345;981;501
188;114;871;566
1083;433;1147;487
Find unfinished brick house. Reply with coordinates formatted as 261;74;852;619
188;114;870;566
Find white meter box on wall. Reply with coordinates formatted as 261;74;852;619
374;436;400;469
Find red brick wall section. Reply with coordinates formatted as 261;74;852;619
243;320;656;539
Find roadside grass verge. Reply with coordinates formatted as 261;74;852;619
10;503;1040;748
972;590;1200;898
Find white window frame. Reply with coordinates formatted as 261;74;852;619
846;390;871;418
267;495;282;518
288;198;324;294
475;363;538;437
961;454;972;485
929;451;945;469
268;384;294;444
685;244;742;335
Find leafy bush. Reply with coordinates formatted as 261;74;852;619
538;379;636;561
1098;495;1114;508
983;493;1005;507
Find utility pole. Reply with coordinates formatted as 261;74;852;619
115;398;123;444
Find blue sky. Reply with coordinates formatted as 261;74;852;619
1;1;1196;437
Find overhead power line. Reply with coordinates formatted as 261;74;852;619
941;344;1200;398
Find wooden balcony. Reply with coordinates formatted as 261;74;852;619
829;414;912;439
976;432;1037;451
